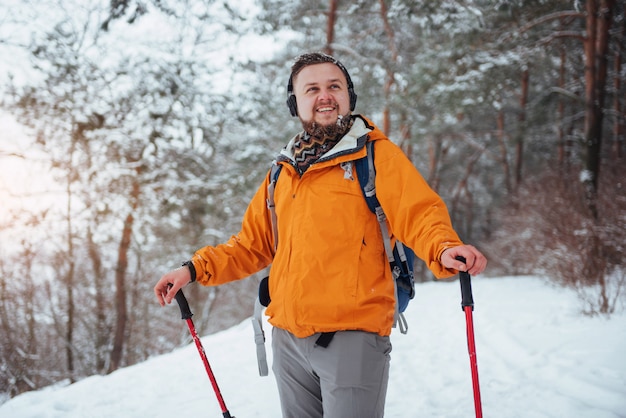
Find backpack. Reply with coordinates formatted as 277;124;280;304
251;140;416;376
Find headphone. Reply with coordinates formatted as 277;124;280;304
286;58;357;117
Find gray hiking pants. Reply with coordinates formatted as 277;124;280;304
272;327;392;418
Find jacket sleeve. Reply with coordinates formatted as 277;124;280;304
373;140;463;279
190;172;276;286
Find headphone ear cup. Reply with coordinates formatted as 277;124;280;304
286;94;298;117
349;90;357;111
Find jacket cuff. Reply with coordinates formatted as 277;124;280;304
181;260;196;283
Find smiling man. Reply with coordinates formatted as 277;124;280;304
155;52;487;418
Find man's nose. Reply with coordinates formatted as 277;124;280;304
317;88;334;101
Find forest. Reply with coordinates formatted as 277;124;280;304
0;0;624;400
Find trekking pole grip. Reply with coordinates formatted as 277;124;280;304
172;286;194;320
456;256;474;311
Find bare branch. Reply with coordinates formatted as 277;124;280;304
547;86;586;103
0;151;26;159
537;31;586;46
519;10;585;34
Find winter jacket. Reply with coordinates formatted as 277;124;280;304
190;115;463;338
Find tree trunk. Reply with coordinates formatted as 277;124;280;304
613;10;625;159
325;0;338;55
450;152;481;239
108;174;141;373
557;41;567;166
64;261;75;382
379;0;399;135
63;138;76;383
582;0;615;219
514;68;529;189
427;134;443;192
496;109;511;193
399;110;412;161
87;227;108;373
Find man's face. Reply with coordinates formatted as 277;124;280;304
292;63;351;126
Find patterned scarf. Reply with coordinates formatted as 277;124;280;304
293;115;354;175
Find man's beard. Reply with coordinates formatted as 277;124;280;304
301;113;352;138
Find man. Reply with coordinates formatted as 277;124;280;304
154;52;487;417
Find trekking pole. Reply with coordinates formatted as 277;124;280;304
456;256;483;418
172;287;236;418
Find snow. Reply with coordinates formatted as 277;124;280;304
1;276;625;418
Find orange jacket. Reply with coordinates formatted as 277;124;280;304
190;115;463;337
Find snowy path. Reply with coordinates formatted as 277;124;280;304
1;276;625;417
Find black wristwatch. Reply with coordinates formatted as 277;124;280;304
181;260;196;283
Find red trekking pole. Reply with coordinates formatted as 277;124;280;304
173;288;236;418
456;256;483;418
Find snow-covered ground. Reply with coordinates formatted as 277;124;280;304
1;276;625;417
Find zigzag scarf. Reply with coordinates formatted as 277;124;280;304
293;116;354;175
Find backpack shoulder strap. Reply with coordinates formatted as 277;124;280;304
355;141;378;213
354;141;414;333
354;141;395;264
252;296;269;376
254;163;282;377
266;162;282;252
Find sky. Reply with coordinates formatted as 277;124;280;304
1;276;625;418
0;112;59;226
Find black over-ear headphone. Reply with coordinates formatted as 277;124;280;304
286;58;357;117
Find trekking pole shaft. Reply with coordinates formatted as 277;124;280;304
173;288;234;417
464;306;483;418
184;317;232;416
455;257;483;418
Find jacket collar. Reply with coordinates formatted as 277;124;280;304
277;115;379;163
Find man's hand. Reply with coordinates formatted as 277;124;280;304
441;245;487;276
154;267;192;306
